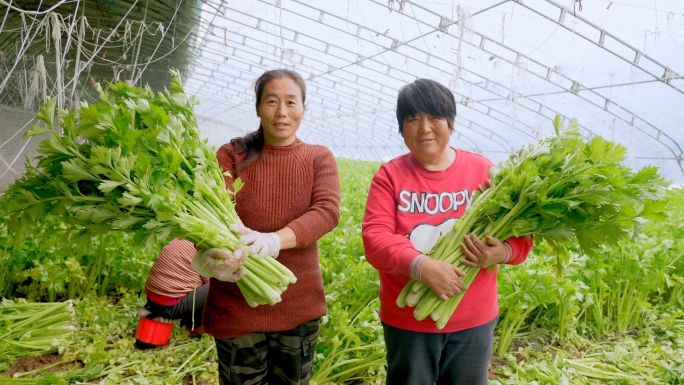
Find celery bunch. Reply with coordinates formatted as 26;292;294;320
397;116;668;328
6;72;295;307
0;299;74;361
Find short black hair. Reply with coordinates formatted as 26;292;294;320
396;79;456;136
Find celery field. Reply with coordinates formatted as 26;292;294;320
1;158;683;384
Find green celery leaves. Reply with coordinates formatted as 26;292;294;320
6;71;295;307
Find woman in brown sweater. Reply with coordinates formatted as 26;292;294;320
203;69;340;385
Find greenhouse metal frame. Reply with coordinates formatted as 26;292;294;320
1;0;683;187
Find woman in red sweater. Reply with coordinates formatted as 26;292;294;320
362;79;532;385
198;69;340;385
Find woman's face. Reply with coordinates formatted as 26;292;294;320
402;111;453;167
257;77;305;146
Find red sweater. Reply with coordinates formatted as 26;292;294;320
362;149;532;333
203;138;340;338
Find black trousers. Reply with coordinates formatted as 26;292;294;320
144;283;209;329
383;317;497;385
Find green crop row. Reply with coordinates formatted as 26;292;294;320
1;158;682;383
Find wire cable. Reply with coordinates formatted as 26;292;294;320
0;116;34;150
0;0;73;15
0;136;31;180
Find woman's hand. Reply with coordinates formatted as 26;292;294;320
460;234;509;268
231;225;282;258
421;259;468;301
192;248;248;282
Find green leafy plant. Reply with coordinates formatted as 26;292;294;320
1;159;682;384
314;159;386;384
496;255;558;356
4;72;294;307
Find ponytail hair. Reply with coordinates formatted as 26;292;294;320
230;127;265;172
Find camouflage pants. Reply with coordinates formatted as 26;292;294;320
214;319;320;385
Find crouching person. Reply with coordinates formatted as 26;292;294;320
136;239;219;347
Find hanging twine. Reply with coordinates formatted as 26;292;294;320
574;0;583;17
50;12;65;110
69;15;85;109
386;0;405;12
124;20;133;48
451;5;472;88
24;54;47;110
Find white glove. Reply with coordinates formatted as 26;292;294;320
230;224;281;259
191;248;247;282
138;307;152;318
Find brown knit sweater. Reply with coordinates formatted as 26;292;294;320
203;138;341;338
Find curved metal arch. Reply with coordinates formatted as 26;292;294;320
205;41;515;155
391;0;684;171
193;1;603;160
194;5;400;103
217;3;545;146
309;0;682;167
192;0;681;173
172;22;560;149
185;42;514;156
455;116;515;154
523;0;683;94
451;130;485;155
455;36;684;171
180;30;398;110
184;51;399;149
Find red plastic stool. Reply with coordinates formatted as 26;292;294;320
135;317;173;346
